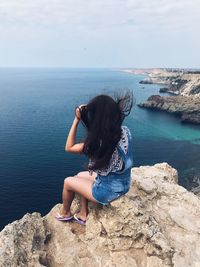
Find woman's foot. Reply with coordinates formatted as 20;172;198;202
73;213;87;226
74;211;88;222
59;206;73;217
55;212;74;221
55;207;73;221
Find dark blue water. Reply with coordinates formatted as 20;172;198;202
0;68;200;230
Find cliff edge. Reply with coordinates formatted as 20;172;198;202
1;163;200;267
137;69;200;124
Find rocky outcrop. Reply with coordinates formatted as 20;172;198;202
139;80;153;84
0;213;47;267
158;73;200;97
139;69;200;96
138;95;200;124
137;69;200;124
1;163;200;267
192;186;200;198
167;73;200;97
138;69;182;86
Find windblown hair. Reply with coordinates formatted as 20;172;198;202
80;90;134;171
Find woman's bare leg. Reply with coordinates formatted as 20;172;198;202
60;182;75;217
60;175;98;219
75;171;97;220
76;171;97;181
78;197;88;220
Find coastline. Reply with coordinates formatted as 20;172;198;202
1;68;200;234
122;68;200;196
123;68;200;125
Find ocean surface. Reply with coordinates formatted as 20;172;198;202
0;68;200;230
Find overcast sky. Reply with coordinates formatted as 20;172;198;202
0;0;199;68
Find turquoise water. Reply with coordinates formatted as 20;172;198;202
0;68;200;230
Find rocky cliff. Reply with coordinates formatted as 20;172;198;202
137;69;200;124
139;69;200;97
138;94;200;124
1;163;200;267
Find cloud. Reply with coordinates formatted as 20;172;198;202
0;0;199;32
0;0;199;67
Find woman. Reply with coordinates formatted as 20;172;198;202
55;91;134;225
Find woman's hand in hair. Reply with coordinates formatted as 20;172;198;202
75;107;81;121
65;105;86;154
75;104;87;121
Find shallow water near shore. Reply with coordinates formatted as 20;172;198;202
0;68;200;230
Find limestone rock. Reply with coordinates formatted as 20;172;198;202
139;69;200;97
138;70;200;124
1;163;200;267
192;185;200;198
138;94;200;124
0;212;47;267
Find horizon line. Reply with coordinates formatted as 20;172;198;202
0;66;199;70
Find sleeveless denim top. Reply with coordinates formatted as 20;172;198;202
92;127;133;205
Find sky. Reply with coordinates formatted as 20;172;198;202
0;0;199;68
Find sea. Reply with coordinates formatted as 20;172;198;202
0;68;200;230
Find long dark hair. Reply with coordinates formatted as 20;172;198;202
80;90;135;171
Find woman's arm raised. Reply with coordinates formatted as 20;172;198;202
65;108;84;154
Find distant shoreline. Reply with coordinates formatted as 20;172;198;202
124;68;200;125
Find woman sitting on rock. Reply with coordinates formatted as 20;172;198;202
56;91;134;225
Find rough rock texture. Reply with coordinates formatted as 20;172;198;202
138;69;200;124
0;213;47;267
139;70;200;97
139;69;180;86
192;185;200;198
161;73;200;97
1;163;200;267
138;94;200;124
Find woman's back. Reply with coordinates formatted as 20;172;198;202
91;125;133;205
89;125;132;176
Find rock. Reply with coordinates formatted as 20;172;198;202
139;69;200;96
181;112;200;124
138;94;200;124
138;69;200;124
1;163;200;267
0;212;47;267
139;80;153;84
159;87;169;93
138;69;178;86
191;185;200;199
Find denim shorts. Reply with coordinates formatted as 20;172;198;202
92;169;131;205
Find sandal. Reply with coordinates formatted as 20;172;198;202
73;214;87;226
55;212;74;221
